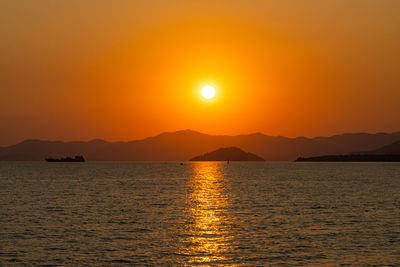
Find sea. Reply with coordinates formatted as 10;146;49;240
0;162;399;265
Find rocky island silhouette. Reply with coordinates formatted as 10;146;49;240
190;147;264;161
295;139;400;162
295;154;400;162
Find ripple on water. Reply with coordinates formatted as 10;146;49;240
0;162;400;265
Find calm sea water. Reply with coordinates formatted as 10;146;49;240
1;162;400;265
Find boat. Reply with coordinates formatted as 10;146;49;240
45;155;85;162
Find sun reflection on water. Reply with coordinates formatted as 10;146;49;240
181;162;235;265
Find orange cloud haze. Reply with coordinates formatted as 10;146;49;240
1;1;400;145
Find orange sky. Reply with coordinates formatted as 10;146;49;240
1;1;400;145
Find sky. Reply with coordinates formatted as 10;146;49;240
1;0;400;146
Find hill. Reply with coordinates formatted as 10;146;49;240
1;130;400;161
296;154;400;162
359;139;400;155
190;147;264;161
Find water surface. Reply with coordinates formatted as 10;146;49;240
1;162;399;265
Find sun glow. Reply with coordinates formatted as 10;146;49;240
201;86;215;99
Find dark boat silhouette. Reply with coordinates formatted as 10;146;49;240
45;155;85;162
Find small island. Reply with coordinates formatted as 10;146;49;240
296;139;400;162
190;147;264;161
295;154;400;162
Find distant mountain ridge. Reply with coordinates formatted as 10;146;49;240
359;140;400;155
1;129;400;161
190;147;264;161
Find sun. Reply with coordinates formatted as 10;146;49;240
201;86;215;99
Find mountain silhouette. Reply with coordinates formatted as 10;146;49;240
1;129;400;161
296;139;400;161
359;139;400;155
296;154;400;162
190;147;264;161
